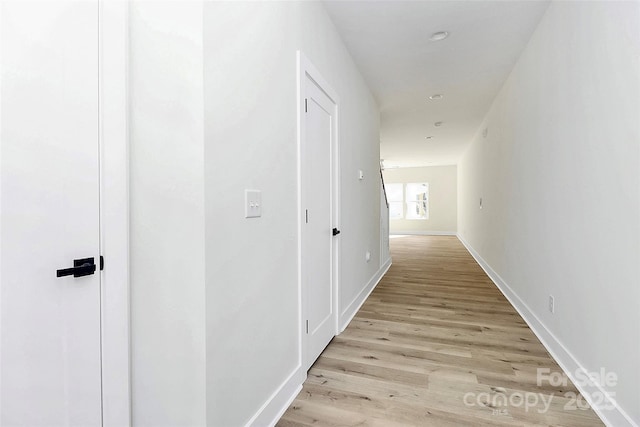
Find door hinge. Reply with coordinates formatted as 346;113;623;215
100;255;104;271
305;209;309;223
304;98;308;113
306;320;309;334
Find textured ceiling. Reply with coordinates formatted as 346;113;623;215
322;0;550;167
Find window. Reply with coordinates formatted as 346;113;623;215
386;182;429;220
405;183;429;220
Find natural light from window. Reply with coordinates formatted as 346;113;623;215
386;182;429;220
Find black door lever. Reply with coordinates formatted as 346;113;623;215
57;257;96;278
332;228;341;236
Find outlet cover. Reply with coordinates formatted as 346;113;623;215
245;190;262;218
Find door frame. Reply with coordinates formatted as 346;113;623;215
99;1;130;425
297;51;340;370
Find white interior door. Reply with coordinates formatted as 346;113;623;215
302;73;338;370
1;2;102;425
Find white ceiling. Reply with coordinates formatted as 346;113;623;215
322;0;550;167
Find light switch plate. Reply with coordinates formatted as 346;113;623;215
245;190;262;218
358;170;364;180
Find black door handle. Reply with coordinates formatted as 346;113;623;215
57;257;96;278
332;228;341;236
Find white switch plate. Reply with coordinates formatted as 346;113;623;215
358;170;364;180
245;190;262;218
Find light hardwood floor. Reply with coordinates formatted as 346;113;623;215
278;235;603;426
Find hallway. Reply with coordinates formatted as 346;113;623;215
278;236;603;426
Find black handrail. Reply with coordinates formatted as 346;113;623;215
380;167;389;209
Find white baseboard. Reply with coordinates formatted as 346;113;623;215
246;366;304;427
247;259;394;426
390;230;456;236
380;255;391;270
457;234;637;427
339;258;392;333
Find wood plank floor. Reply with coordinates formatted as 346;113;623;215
278;235;603;426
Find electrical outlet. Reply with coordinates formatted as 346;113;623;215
548;295;555;314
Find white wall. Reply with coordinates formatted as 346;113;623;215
203;2;381;426
458;1;639;425
129;2;206;425
380;180;390;266
384;165;457;234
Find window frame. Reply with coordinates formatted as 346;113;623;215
387;182;429;220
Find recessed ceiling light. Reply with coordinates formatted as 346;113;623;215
434;121;443;127
429;94;443;100
429;31;449;42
